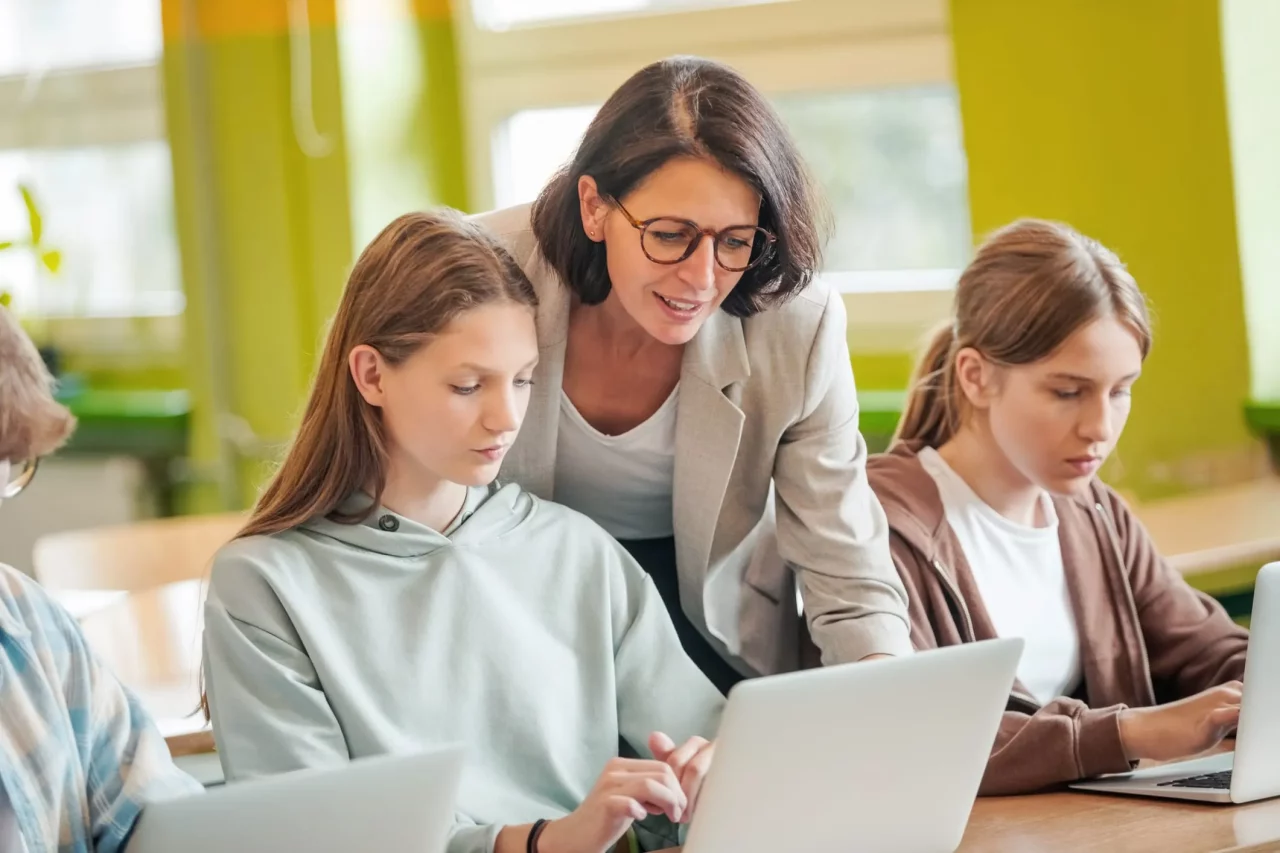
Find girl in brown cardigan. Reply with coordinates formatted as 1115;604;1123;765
867;219;1247;795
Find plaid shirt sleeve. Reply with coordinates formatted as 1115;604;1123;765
80;634;204;853
0;565;202;853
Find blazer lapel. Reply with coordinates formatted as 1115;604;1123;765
673;309;750;626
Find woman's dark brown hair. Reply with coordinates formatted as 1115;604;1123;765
530;55;828;318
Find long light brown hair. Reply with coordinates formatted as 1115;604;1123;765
238;209;537;539
895;218;1152;448
201;210;536;719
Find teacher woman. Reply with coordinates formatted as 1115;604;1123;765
477;56;911;692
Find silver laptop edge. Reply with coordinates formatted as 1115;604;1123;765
1071;561;1280;804
130;745;464;853
683;637;1023;853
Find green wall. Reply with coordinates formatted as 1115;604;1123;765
850;351;914;392
162;0;466;512
951;0;1257;499
338;0;467;247
163;0;354;511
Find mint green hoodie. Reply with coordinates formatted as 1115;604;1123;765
202;482;725;853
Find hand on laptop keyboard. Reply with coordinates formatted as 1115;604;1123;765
534;755;688;853
649;732;715;821
1118;681;1242;762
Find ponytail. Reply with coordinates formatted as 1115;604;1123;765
891;218;1151;452
893;321;960;448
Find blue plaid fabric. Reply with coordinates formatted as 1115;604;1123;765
0;563;201;852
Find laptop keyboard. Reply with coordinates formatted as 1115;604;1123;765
1157;770;1232;790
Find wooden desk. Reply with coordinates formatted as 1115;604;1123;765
1135;476;1280;578
961;745;1280;852
960;790;1280;852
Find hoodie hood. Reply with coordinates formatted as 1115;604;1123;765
299;481;533;558
865;440;950;557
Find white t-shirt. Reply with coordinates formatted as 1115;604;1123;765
919;447;1082;705
553;385;678;540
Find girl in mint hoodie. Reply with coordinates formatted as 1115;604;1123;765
201;210;724;853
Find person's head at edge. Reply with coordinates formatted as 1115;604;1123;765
0;305;76;502
531;55;829;346
0;307;203;850
895;217;1152;505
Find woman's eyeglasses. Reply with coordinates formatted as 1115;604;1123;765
608;198;776;273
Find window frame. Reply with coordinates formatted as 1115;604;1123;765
0;58;177;324
0;64;162;150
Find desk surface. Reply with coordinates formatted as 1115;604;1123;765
961;789;1280;852
1134;476;1280;577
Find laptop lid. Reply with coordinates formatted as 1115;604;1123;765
683;637;1023;853
1231;561;1280;803
130;746;464;853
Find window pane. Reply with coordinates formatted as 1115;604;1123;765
0;142;184;317
473;0;782;31
490;86;970;277
773;86;971;271
492;105;598;210
0;0;162;75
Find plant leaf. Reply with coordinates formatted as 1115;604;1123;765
19;184;42;244
40;250;62;274
0;241;13;251
0;291;11;308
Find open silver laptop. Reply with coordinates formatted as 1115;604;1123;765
683;637;1023;853
130;746;463;853
1071;561;1280;804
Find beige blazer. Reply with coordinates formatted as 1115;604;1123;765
475;205;912;675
